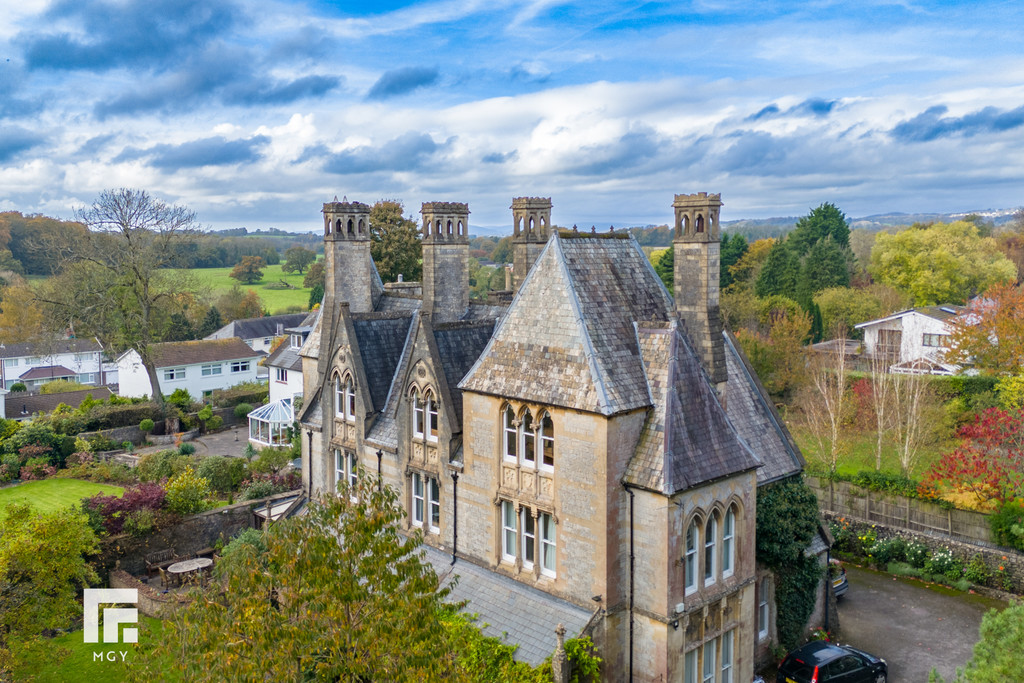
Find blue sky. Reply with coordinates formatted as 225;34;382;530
2;0;1023;232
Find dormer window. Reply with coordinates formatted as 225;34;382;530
410;386;439;442
334;376;344;418
344;378;356;421
425;390;439;442
412;388;425;439
291;334;303;349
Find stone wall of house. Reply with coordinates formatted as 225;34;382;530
109;569;191;618
97;490;300;578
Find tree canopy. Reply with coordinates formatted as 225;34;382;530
229;255;266;285
870;221;1017;305
281;245;316;274
788;202;850;255
946;284;1024;375
370;201;422;284
755;239;799;299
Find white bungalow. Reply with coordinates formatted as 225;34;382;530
854;305;965;374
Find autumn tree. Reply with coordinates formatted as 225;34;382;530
814;286;884;340
229;255;266;285
734;304;811;398
0;280;46;343
0;504;99;674
889;369;936;477
726;237;775;290
303;260;325;289
870;221;1017;305
136;476;459;682
370;200;422;284
41;188;200;404
920;407;1024;506
946;283;1024;375
281;245;316;274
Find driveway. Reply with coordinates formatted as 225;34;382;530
838;564;1006;682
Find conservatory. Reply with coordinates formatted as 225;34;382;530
248;397;293;447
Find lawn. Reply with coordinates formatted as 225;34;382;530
0;479;124;516
11;616;177;682
170;262;317;314
791;426;945;479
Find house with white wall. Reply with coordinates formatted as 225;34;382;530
854;305;965;374
204;313;309;354
0;339;113;390
116;338;262;399
248;311;317;447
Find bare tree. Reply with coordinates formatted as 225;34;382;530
889;366;933;477
868;351;895;470
42;189;200;404
800;332;850;477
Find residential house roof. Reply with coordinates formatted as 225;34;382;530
18;365;78;381
0;338;101;359
460;233;675;416
265;311;319;372
422;545;593;666
205;313;309;342
147;338;262;369
624;322;760;494
854;305;966;329
6;386;113;418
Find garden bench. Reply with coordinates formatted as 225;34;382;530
144;549;178;577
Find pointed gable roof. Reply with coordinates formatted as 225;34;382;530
460;233;673;416
625;321;760;494
350;313;415;413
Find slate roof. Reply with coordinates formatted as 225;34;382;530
18;365;77;381
0;338;101;359
6;386;113;418
421;546;593;667
460;234;674;416
433;320;498;427
853;304;966;329
624;322;760;494
264;342;303;373
351;314;415;412
149;338;262;368
722;331;804;485
205;313;309;342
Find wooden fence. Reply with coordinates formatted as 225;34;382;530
807;476;994;547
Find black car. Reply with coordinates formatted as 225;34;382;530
777;640;887;683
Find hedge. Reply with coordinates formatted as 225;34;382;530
82;402;163;431
209;384;269;408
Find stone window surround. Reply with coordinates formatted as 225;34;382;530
499;401;555;473
496;497;558;580
683;629;735;683
334;372;357;423
333;448;358;502
683;501;743;600
409;384;439;443
410;469;441;534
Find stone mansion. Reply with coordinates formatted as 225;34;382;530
297;193;808;682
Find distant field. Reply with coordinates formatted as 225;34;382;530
167;262;316;314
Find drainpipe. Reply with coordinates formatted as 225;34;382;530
376;449;383;491
450;470;459;565
625;483;635;682
305;430;313;496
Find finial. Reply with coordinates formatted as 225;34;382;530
572;224;578;232
609;225;614;232
591;225;596;233
333;195;339;202
342;195;348;202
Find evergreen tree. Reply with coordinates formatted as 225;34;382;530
788;202;850;256
755;240;799;299
796;237;850;309
198;306;223;337
164;312;196;341
308;282;324;309
720;233;749;290
655;248;674;293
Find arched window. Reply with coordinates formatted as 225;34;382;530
347;219;354;235
704;515;717;585
696;214;705;233
344;377;356;421
503;405;517;460
425;390;439;441
539;412;555;470
722;506;736;578
446;220;453;236
685;520;698;595
412;388;424;439
520;409;535;466
334;376;344;418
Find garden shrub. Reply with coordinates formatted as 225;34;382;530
206;415;223;431
123;508;157;537
8;382;26;392
239;472;300;500
82;482;167;535
924;548;962;582
250;447;292;475
964;555;991;585
197;405;213;423
86;433;117;452
136;450;196;482
867;536;906;565
990;501;1024;552
164;466;212;516
904;541;929;568
167;388;196;412
139;418;155;434
197;456;246;493
851;470;918;498
234;403;253;418
82;402;161;430
210;383;268;408
19;457;55;480
178;443;196;456
5;422;62;458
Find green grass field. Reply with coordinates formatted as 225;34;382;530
12;616;174;682
169;262;316;314
791;426;944;479
0;479;124;516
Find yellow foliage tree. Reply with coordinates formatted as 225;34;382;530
0;282;46;343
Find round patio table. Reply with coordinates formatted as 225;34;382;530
166;557;213;583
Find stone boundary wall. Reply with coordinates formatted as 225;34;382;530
98;490;301;578
148;428;200;446
808;476;993;545
78;424;146;447
109;569;191;618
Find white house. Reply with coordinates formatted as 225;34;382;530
204;313;309;354
0;339;114;390
116;338;262;399
248;311;317;447
854;305;965;374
